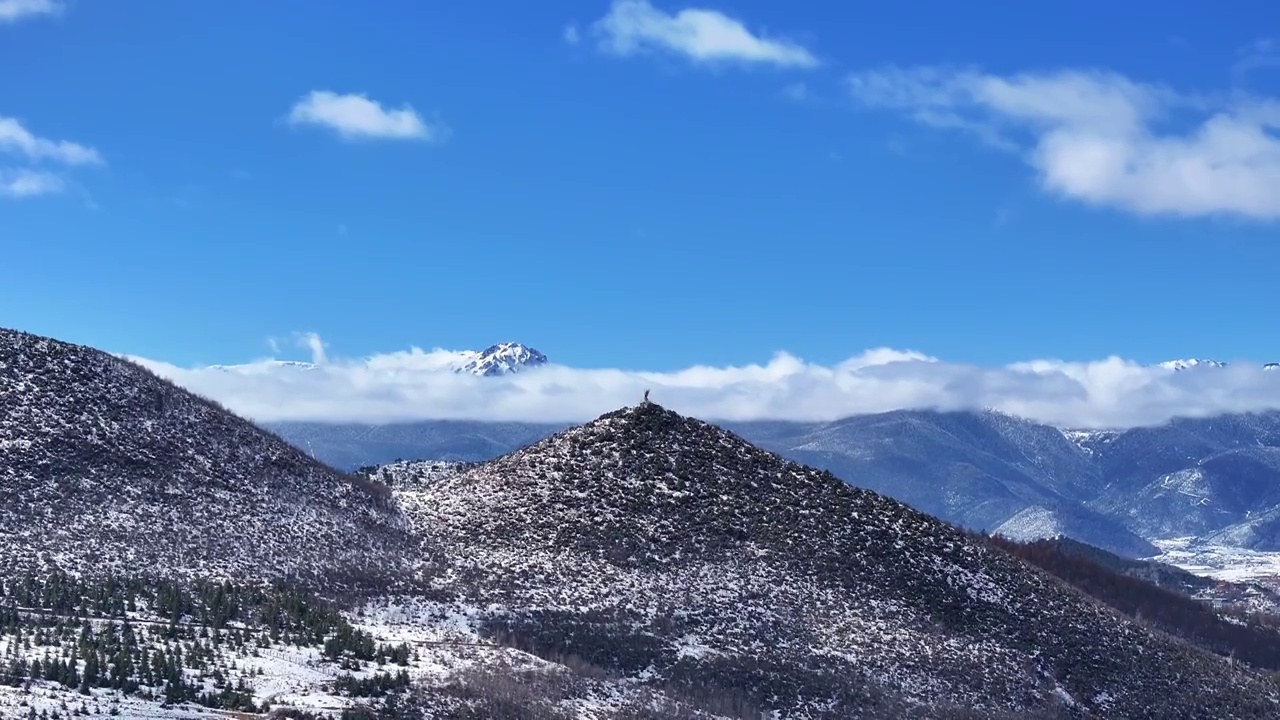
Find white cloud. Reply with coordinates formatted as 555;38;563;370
563;23;581;45
0;168;62;197
591;0;817;68
847;65;1280;220
0;117;100;199
126;336;1280;429
294;331;328;365
286;91;440;141
0;0;61;23
0;116;103;166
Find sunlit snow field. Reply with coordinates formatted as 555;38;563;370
1154;538;1280;585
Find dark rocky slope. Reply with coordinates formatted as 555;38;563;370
406;402;1280;718
0;327;414;590
272;408;1280;556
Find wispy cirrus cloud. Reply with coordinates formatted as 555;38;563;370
0;168;62;197
127;335;1280;429
0;116;103;200
286;91;443;142
590;0;817;69
294;331;328;365
847;65;1280;220
0;0;61;23
0;116;103;166
1234;38;1280;80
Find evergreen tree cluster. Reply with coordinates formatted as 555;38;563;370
332;669;412;698
0;572;418;715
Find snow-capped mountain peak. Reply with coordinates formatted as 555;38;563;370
1157;358;1228;371
455;341;548;376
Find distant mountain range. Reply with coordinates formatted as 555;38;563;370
7;326;1280;717
271;407;1280;559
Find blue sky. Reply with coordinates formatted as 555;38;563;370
4;0;1280;373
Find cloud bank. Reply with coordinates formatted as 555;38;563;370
847;66;1280;220
591;0;817;69
287;91;441;141
127;338;1280;429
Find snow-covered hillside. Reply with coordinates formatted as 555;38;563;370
6;323;1280;717
402;402;1280;718
0;328;414;589
356;458;474;491
0;575;738;719
272;407;1280;559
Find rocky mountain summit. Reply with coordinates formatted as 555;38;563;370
273;405;1280;559
455;341;548;376
0;327;415;589
404;401;1280;718
1158;358;1229;371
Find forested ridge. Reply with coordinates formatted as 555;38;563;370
989;535;1280;670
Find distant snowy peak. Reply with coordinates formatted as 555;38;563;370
206;343;551;377
1060;428;1121;449
455;342;548;377
1155;359;1280;372
210;359;319;372
1157;358;1228;372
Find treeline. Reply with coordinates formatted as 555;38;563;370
1;616;257;712
2;572;352;636
333;669;412;697
987;535;1280;669
0;572;416;714
0;571;417;655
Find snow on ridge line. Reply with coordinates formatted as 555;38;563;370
196;340;551;377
